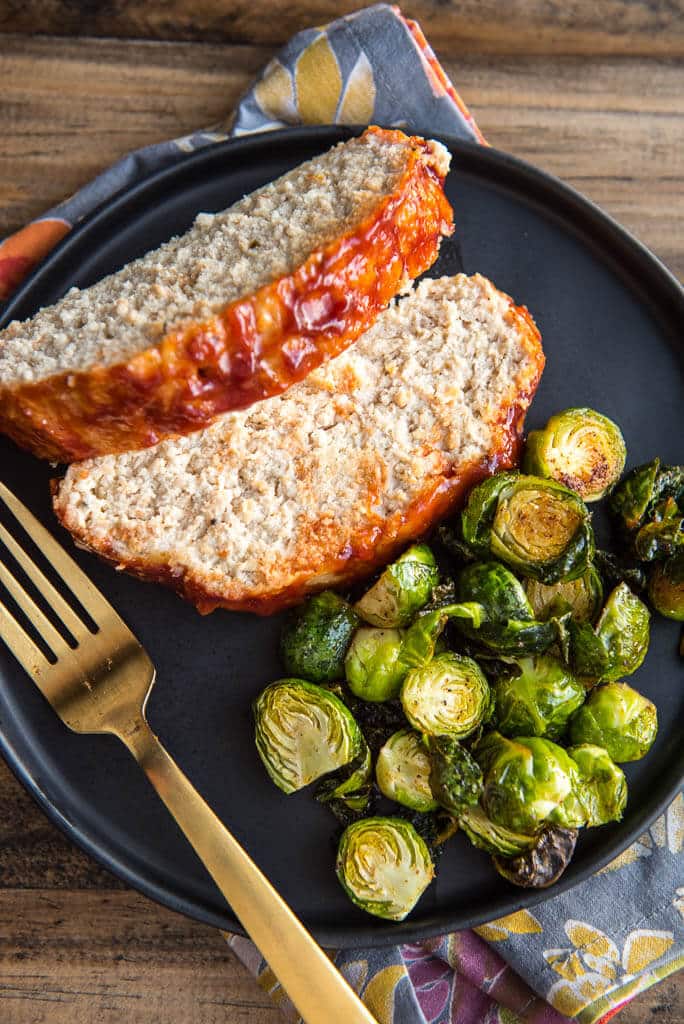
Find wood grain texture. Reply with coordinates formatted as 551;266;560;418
1;0;684;55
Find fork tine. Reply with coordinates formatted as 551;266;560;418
0;557;73;659
0;596;52;680
0;520;90;641
0;481;125;628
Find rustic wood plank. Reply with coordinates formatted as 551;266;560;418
1;0;683;56
1;36;681;278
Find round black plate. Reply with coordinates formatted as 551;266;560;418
0;127;682;947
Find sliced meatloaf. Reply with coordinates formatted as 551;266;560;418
0;127;452;462
53;274;545;614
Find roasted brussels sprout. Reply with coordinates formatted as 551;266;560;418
354;544;439;627
493;826;578;888
399;602;483;669
461;473;594;583
336;817;435;920
280;591;359;683
375;729;438;812
569;682;658;762
610;458;684;535
401;652;492;739
523;408;626;502
455;561;561;655
648;551;684;621
254;679;363;794
345;627;406;702
426;735;483;815
492;655;586;740
568;744;627;826
476;732;587;833
458;804;535;857
633;499;683;562
569;583;650;682
524;566;603;624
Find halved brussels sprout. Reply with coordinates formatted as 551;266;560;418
375;729;438;812
280;591;359;683
524;566;603;624
568;744;627;826
254;679;363;794
493;826;578;888
610;458;684;534
455;561;561;655
354;544;439;628
401;652;492;739
476;732;587;834
458;804;536;857
345;627;405;702
462;473;594;583
569;682;658;762
336;817;435;920
648;551;684;621
493;655;586;740
569;583;650;683
523;408;626;502
426;735;483;815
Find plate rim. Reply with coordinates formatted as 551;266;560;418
0;124;682;948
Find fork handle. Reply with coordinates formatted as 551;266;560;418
120;718;377;1024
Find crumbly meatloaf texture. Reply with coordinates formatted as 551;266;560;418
53;274;545;615
0;127;453;462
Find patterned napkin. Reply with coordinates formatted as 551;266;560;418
1;6;682;1022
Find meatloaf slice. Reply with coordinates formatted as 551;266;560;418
53;274;545;615
0;127;452;462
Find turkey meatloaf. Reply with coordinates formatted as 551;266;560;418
0;127;452;462
53;274;545;614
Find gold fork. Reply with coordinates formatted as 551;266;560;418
0;480;377;1024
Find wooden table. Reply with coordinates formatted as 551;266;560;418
0;4;682;1021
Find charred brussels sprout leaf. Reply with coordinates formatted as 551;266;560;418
401;652;492;739
523;408;626;502
427;735;483;815
354;544;439;628
462;473;594;583
568;744;627;826
458;804;536;857
634;498;684;562
524;567;604;624
569;682;658;762
280;591;359;683
345;627;406;702
594;550;647;594
336;817;435;920
254;679;363;794
493;655;586;740
375;729;438;812
476;732;587;834
316;741;372;815
648;551;684;621
610;458;684;535
493;826;578;888
569;583;650;683
399;602;483;669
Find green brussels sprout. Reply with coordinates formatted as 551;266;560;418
336;817;435;920
648;551;684;620
455;561;561;655
426;735;483;815
610;458;684;534
458;804;536;857
280;591;359;683
569;583;650;683
375;729;438;812
461;473;595;583
523;408;626;502
569;682;658;762
253;679;363;794
399;602;483;669
524;566;604;624
401;652;492;739
476;732;587;834
354;544;439;627
493;826;578;888
492;655;586;740
345;627;406;702
568;744;627;826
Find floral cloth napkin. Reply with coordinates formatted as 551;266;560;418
1;6;682;1022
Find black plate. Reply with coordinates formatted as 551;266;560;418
0;127;682;948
